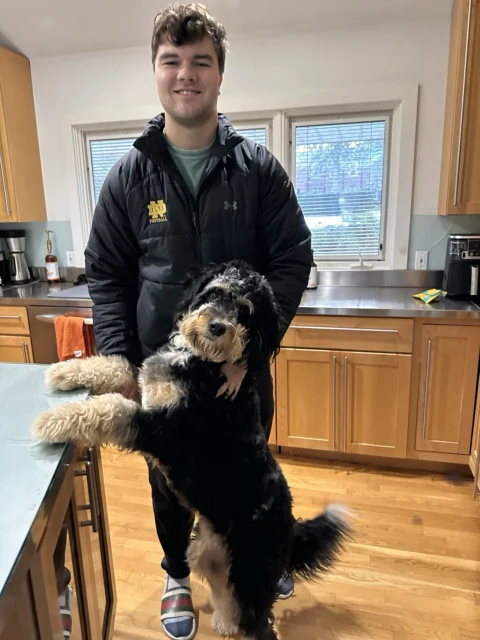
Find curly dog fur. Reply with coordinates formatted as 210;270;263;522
33;260;352;640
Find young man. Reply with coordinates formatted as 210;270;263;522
85;4;312;639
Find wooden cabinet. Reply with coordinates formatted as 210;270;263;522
469;390;480;498
0;444;117;640
0;47;46;222
439;0;480;214
0;335;32;362
277;348;337;451
277;346;411;458
415;325;480;454
269;360;277;445
0;305;33;362
344;351;411;458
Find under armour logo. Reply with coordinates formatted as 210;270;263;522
224;201;238;211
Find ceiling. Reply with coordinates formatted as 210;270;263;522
0;0;454;59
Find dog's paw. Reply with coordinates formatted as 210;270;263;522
45;354;136;396
45;359;86;391
211;611;239;637
32;403;85;444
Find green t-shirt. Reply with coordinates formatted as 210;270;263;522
166;136;214;199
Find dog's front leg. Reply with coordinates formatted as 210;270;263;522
32;393;138;449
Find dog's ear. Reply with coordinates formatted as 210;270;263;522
244;274;282;371
174;264;217;321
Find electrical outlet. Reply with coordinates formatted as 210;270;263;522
415;250;428;270
66;251;75;267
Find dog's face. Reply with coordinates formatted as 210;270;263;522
176;261;282;365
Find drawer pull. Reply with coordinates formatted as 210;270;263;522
454;0;473;206
0;149;11;215
344;356;348;448
422;339;432;441
289;325;399;334
0;315;21;320
332;355;337;450
21;341;28;363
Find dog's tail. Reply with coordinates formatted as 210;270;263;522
288;504;352;581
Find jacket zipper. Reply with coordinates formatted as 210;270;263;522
191;156;224;264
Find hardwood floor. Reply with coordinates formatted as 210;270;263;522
100;448;480;640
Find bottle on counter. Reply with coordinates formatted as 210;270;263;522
45;229;60;283
307;250;318;289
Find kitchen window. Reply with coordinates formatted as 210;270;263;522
291;115;391;262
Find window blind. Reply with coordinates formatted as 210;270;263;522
294;120;387;259
236;127;267;146
89;137;136;203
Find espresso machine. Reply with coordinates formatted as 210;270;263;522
1;229;32;284
442;234;480;301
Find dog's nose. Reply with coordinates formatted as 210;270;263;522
209;320;227;337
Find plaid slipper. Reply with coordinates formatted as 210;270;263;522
59;585;73;640
161;580;196;640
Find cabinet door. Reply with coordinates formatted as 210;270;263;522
439;0;480;214
269;360;277;445
71;445;117;640
277;348;338;451
416;325;480;454
342;351;411;458
0;87;16;222
469;387;480;498
0;335;32;362
0;47;46;221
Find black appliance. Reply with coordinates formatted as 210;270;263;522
442;234;480;300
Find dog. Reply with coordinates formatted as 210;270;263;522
33;260;351;640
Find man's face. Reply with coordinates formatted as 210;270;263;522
154;36;223;127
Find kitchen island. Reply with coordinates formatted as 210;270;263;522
0;363;116;639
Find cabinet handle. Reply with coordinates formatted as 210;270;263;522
75;448;100;532
332;355;337;450
21;341;28;363
473;431;480;499
422;339;432;441
0;150;11;215
289;325;398;334
454;0;473;206
0;315;21;320
344;356;348;449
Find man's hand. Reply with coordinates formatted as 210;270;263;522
121;378;138;401
216;359;248;400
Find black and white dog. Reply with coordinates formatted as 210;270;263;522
33;260;351;640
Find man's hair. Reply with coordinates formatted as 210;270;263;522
151;3;228;73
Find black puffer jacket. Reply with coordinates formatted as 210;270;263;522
85;114;311;366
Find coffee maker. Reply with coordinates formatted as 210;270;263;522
442;234;480;300
2;229;32;285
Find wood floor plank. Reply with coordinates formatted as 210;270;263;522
99;448;480;640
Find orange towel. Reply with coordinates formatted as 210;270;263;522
54;316;94;361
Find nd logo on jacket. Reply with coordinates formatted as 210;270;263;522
148;200;167;223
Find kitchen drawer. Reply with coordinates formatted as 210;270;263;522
282;316;414;354
0;306;30;335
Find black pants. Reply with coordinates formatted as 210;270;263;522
146;364;275;579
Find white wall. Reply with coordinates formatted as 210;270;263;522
30;15;451;257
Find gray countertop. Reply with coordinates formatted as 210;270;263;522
1;280;480;318
0;363;89;598
300;286;480;319
0;281;93;308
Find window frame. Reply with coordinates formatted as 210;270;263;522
290;112;392;263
